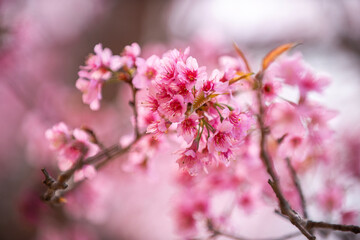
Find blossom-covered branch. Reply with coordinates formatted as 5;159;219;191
41;134;144;204
42;43;145;203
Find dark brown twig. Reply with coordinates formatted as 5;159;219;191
128;81;140;138
306;221;360;234
285;157;308;219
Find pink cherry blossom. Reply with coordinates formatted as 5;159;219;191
159;95;186;123
168;81;194;103
223;108;254;139
275;52;306;86
45;122;71;150
121;42;141;68
208;121;233;153
266;101;305;139
298;69;330;98
146;118;170;139
238;191;255;214
174;199;197;236
275;52;330;98
177;56;207;88
76;78;103;110
262;75;282;101
156;54;178;83
46;125;100;171
317;184;344;213
132;55;160;89
177;114;200;144
341;211;358;225
176;148;203;176
174;190;209;236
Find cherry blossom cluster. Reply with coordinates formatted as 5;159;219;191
139;49;256;176
75;43;139;110
73;43;256;176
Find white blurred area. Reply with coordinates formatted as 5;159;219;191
167;0;360;44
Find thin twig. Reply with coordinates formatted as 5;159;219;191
285;157;308;219
128;81;140;138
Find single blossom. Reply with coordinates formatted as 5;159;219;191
146;118;170;139
177;56;207;88
132;55;160;89
266;101;305;139
317;184;344;213
45;122;71;150
121;42;141;68
76;78;103;110
159;95;186;123
156;55;178;83
176;148;202;176
208;121;233;153
177;114;200;144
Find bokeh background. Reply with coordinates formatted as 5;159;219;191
1;0;360;239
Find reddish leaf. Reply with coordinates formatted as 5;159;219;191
262;42;300;70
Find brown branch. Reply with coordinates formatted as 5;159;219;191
306;221;360;234
285;157;308;219
41;156;82;202
128;81;140;138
